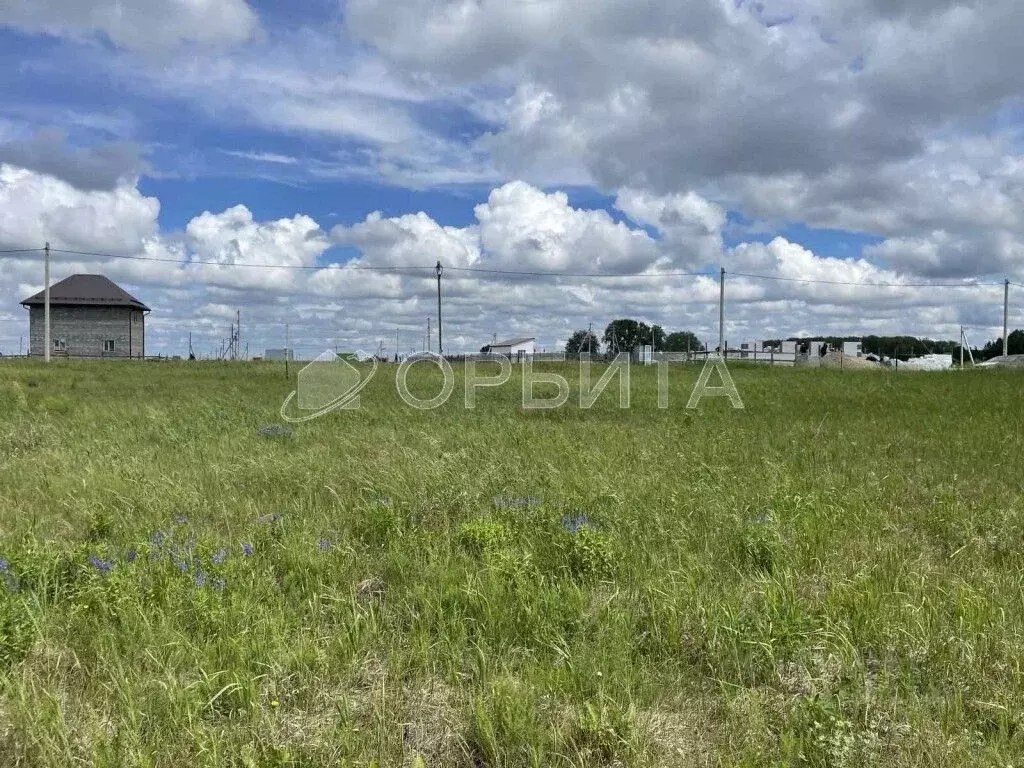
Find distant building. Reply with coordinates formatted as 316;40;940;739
843;340;863;358
739;340;765;359
265;348;295;361
20;274;149;359
482;337;536;359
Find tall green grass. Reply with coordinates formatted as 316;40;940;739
0;360;1021;766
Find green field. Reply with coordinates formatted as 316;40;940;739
0;360;1022;767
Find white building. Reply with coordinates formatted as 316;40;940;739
484;337;536;358
739;340;766;359
843;341;864;358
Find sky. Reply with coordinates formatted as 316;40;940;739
1;0;1023;358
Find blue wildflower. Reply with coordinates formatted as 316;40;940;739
0;561;17;591
495;496;543;510
561;514;589;534
178;560;189;573
195;571;207;588
242;543;254;557
212;578;227;591
174;514;188;525
318;538;331;552
212;548;228;565
126;550;138;563
88;555;114;574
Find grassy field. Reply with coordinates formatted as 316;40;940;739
0;359;1022;767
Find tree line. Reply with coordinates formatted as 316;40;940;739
765;332;1024;361
565;320;1024;361
565;319;705;356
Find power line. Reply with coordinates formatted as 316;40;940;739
46;248;436;272
445;265;717;278
0;243;1015;288
730;270;1005;289
46;248;718;279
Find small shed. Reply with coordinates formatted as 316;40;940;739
482;337;536;358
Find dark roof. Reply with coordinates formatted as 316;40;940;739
491;337;535;347
21;274;150;311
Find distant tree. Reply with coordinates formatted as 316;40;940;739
603;319;665;354
977;329;1024;360
565;330;601;356
775;334;966;361
663;330;703;353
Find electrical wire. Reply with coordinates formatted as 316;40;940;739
47;248;435;272
728;271;1005;289
0;244;1016;288
444;265;717;278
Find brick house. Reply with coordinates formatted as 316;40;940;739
21;274;150;359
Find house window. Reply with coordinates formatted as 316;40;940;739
104;340;115;353
53;338;66;352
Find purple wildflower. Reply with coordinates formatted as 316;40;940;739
561;515;589;535
126;550;138;563
212;578;227;591
89;555;114;574
242;543;254;557
178;560;189;573
195;571;207;588
212;548;228;565
318;538;331;552
1;561;18;591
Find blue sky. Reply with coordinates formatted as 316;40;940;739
1;0;1023;356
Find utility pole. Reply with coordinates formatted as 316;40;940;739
237;309;242;361
285;323;290;378
1003;279;1009;357
426;317;431;353
960;325;964;368
396;327;400;362
436;260;443;356
718;267;725;357
44;242;51;363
